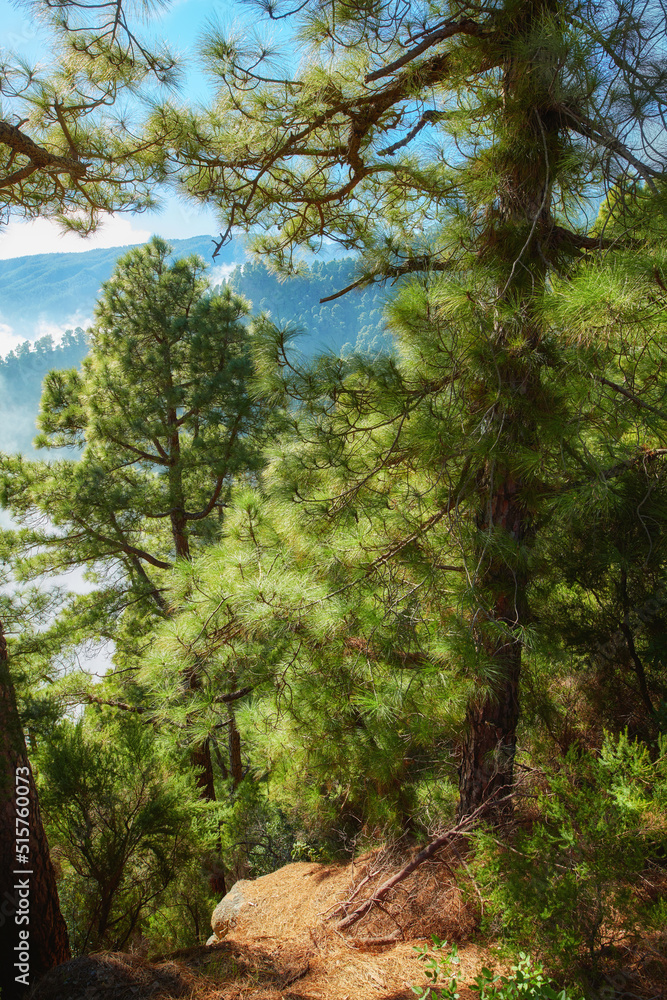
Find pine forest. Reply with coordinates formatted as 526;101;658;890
1;1;667;998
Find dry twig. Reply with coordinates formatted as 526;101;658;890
336;791;514;931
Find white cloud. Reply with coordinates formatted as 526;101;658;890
0;214;152;260
33;313;93;343
208;262;240;285
0;319;25;356
0;311;94;356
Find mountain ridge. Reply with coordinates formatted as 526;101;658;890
0;235;242;337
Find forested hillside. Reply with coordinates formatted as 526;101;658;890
223;258;388;355
0;235;377;345
0;330;88;455
0;254;386;454
0;236;237;337
1;2;667;1000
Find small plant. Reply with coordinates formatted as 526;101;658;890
471;955;575;999
413;940;578;1000
413;937;461;1000
290;838;327;862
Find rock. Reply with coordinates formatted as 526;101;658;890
209;880;254;942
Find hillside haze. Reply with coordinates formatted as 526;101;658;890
0;235;240;341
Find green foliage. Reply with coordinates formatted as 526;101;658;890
0;237;284;694
413;938;462;1000
5;0;667;970
2;0;177;229
531;459;667;743
144;480;466;840
140;854;217;955
413;939;578;1000
36;715;199;954
471;732;667;974
212;774;303;880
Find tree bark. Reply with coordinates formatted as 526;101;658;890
191;738;216;802
457;7;556;816
458;473;530;819
229;713;244;790
457;634;522;819
0;620;70;997
170;509;191;561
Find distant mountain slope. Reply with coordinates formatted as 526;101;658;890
0;329;89;456
0;235;239;337
224;258;388;357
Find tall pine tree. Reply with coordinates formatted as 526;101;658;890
153;0;667;818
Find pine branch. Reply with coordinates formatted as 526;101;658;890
69;515;173;570
212;686;254;704
319;254;452;303
0;119;87;188
77;693;147;714
593;375;667;421
600;448;667;481
562;108;662;190
364;18;486;83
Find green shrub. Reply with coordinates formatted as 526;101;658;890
37;716;200;953
471;732;667;976
413;938;579;1000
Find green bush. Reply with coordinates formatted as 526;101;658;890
211;773;304;881
471;732;667;976
413;938;579;1000
37;716;200;953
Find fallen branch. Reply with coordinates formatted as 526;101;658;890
325;863;386;919
277;963;310;989
336;790;514;931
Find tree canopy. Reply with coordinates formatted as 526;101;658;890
155;0;667;277
147;0;667;817
1;0;176;230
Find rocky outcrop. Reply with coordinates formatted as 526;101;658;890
207;880;255;945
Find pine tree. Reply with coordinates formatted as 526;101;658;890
1;238;272;615
1;238;279;829
0;2;179;985
0;618;70;998
154;0;667;819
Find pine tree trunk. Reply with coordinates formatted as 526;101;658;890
0;620;70;997
166;405;191;561
458;473;530;819
229;713;244;789
170;509;191;560
456;7;554;815
191;738;216;801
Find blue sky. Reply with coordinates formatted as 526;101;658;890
0;0;279;259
